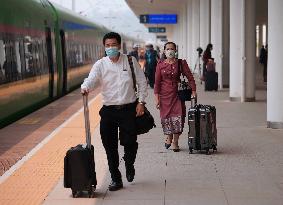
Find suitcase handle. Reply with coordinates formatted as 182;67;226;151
83;94;92;149
191;94;197;107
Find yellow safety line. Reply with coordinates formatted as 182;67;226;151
0;95;102;205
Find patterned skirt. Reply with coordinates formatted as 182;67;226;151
161;116;184;135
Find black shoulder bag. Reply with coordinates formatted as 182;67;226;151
127;56;156;135
177;59;192;101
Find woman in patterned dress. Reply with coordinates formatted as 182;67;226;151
154;42;196;152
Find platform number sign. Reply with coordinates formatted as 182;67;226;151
140;15;149;23
140;14;177;24
148;27;166;33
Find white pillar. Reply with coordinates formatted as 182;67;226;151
187;0;194;68
173;16;182;58
192;0;200;74
172;24;180;47
211;0;223;89
267;0;283;129
230;0;242;100
222;0;230;88
229;0;256;101
181;3;188;60
200;0;211;50
245;0;256;101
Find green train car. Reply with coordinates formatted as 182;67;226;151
0;0;139;128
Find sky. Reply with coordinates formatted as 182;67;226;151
49;0;156;43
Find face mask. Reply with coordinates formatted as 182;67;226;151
105;47;119;57
165;50;175;59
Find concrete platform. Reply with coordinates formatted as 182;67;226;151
0;77;283;205
43;82;283;205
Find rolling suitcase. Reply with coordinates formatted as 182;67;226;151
199;105;217;154
205;71;218;91
64;95;97;198
188;96;217;154
188;97;200;153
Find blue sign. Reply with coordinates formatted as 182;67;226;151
140;14;178;24
148;27;166;33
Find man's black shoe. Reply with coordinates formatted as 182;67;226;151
126;166;135;182
108;181;123;191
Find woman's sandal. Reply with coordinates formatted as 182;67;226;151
172;144;180;152
165;143;171;149
173;147;180;152
164;136;172;149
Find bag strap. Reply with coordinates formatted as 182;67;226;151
127;55;137;93
178;59;185;78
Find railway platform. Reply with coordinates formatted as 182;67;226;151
0;78;283;205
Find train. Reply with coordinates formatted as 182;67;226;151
0;0;141;128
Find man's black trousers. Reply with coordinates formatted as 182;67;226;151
99;102;138;182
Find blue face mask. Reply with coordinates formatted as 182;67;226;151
105;47;119;57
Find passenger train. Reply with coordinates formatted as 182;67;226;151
0;0;140;128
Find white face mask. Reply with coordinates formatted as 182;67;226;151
165;50;175;59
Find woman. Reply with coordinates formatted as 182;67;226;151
202;43;213;79
154;42;196;152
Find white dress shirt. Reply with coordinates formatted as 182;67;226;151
81;53;148;106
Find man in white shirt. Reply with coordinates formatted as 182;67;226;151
81;32;147;191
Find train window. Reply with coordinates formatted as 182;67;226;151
78;44;83;65
90;44;94;61
32;40;41;76
19;39;27;78
24;36;34;77
42;39;48;74
2;39;19;83
15;41;22;77
38;40;45;75
0;40;5;84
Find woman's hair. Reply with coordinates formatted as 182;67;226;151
205;43;213;52
163;42;177;50
162;42;177;59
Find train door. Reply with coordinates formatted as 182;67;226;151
60;30;67;94
45;27;54;98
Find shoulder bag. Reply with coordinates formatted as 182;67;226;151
177;59;192;101
127;55;156;135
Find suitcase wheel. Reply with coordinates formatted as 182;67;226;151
88;186;96;198
205;148;210;155
72;190;82;198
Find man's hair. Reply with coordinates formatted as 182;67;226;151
103;32;121;45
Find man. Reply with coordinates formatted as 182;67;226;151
144;44;159;88
259;45;268;82
81;32;147;191
129;44;139;61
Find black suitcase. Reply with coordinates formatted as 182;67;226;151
199;105;217;154
188;97;200;152
205;71;218;91
64;95;97;197
188;97;217;154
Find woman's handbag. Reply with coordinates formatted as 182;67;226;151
177;59;192;101
128;56;156;135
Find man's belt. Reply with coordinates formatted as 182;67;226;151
105;102;136;110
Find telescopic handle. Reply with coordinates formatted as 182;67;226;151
83;94;91;149
191;94;197;107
